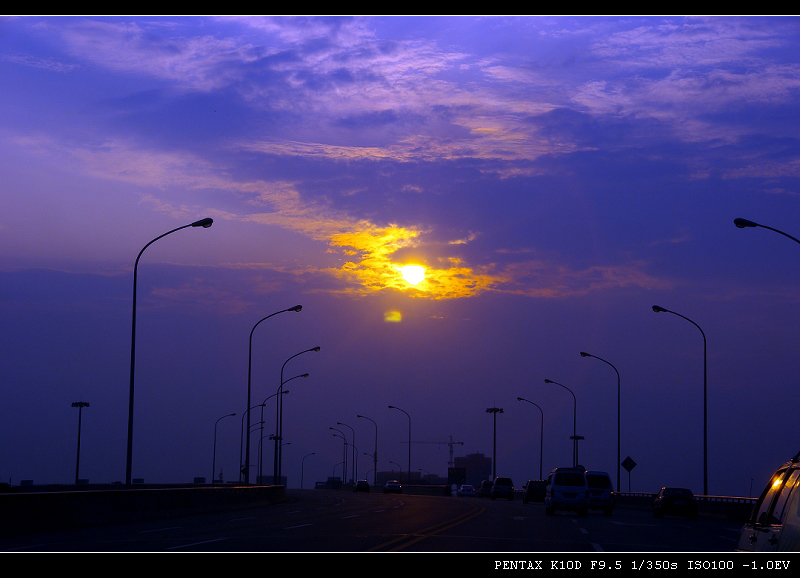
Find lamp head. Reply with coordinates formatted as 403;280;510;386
652;305;668;313
579;351;590;357
288;305;302;312
191;217;213;228
311;346;321;352
734;218;758;229
544;379;552;384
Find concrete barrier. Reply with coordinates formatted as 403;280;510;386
0;484;286;537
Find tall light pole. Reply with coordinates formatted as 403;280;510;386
544;379;580;467
734;218;800;245
516;398;543;479
652;305;708;495
72;401;89;485
388;405;411;485
126;217;213;486
275;346;320;484
301;452;315;490
331;430;348;482
212;412;235;484
357;414;378;485
260;376;304;483
337;422;356;483
486;406;504;479
239;403;265;482
245;305;302;484
580;351;621;492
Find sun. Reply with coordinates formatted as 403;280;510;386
399;264;426;285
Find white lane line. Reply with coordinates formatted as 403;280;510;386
166;538;228;550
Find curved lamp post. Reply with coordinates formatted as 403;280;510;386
652;305;708;495
734;218;800;245
580;351;621;492
274;346;320;484
337;422;356;483
301;452;315;490
126;217;213;486
544;379;579;467
332;431;348;482
239;403;265;482
245;305;302;484
357;414;378;485
212;412;235;485
516;397;543;479
258;387;296;482
388;405;411;485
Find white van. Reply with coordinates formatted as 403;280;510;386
737;452;800;552
545;467;588;516
585;470;615;515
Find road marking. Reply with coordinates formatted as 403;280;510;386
342;514;360;519
592;542;604;551
166;538;227;550
284;523;313;530
366;503;485;552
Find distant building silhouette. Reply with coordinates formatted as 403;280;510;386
454;452;492;487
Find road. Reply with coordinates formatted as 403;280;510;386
0;489;743;552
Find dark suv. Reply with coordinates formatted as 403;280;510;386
490;477;515;500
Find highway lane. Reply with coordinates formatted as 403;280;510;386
0;489;743;552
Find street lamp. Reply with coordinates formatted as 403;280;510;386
126;217;213;486
516;398;543;479
301;452;315;490
580;351;621;492
337;422;356;483
239;403;265;482
388;405;411;485
332;431;348;482
486;407;504;479
734;218;800;245
274;346;320;484
245;305;302;484
71;401;90;485
260;375;305;482
357;414;378;486
544;379;580;467
212;412;235;485
652;304;708;495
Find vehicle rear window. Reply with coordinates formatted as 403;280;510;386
555;473;585;486
586;475;611;489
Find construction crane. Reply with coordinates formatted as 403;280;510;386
403;435;464;467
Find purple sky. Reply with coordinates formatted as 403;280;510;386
1;16;799;496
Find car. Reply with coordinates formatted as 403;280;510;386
383;480;402;494
354;480;370;493
738;452;800;552
490;477;515;500
653;487;697;519
545;467;588;516
585;470;615;515
457;484;477;497
522;479;546;503
477;480;493;498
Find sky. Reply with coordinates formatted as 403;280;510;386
1;15;800;498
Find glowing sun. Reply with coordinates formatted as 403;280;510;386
399;264;426;285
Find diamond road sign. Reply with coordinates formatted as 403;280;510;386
622;456;636;472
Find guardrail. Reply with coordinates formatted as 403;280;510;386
0;484;285;537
